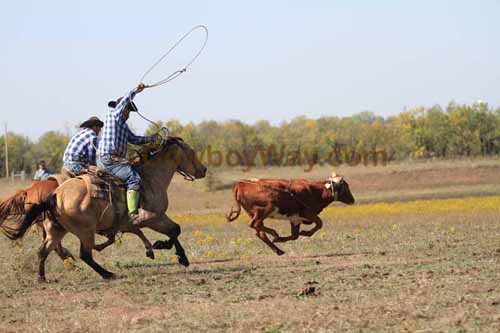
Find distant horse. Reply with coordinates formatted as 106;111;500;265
1;137;207;281
0;179;74;260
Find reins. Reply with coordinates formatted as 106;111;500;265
139;137;197;182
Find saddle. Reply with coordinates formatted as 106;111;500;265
47;172;72;186
48;166;129;236
78;166;127;202
78;166;130;236
53;166;126;201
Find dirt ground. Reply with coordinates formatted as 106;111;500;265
0;159;500;332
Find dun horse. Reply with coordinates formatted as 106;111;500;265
1;137;207;281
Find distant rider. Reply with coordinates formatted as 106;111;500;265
33;160;52;181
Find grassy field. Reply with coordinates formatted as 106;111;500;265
0;159;500;332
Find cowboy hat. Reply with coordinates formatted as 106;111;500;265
107;97;138;112
80;116;104;129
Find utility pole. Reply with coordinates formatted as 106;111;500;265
4;122;8;178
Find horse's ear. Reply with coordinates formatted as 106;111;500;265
166;136;184;142
165;137;177;146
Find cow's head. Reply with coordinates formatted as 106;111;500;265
325;172;355;205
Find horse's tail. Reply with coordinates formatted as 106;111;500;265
0;193;57;241
0;190;27;225
226;183;242;222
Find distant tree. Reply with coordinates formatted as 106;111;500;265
0;133;33;175
447;103;481;156
33;131;69;171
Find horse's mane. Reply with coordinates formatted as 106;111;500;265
129;136;184;166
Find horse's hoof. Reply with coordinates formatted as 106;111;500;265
276;249;285;256
177;254;190;267
102;272;117;280
38;276;47;283
146;249;155;260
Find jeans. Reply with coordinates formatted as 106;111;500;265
97;155;141;191
63;161;85;176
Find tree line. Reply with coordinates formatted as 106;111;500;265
145;102;500;167
1;101;499;175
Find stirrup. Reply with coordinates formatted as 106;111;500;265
128;209;157;225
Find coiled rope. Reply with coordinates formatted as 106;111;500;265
139;25;208;89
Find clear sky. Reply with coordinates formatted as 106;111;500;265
1;0;499;138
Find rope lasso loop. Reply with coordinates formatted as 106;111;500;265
133;25;207;138
143;69;187;88
140;25;208;89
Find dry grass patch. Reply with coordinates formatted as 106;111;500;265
0;203;500;332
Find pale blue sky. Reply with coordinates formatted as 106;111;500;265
1;1;499;138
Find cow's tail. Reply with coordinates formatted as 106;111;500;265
0;193;57;241
226;184;242;222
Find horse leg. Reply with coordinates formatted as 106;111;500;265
46;224;74;261
40;218;74;261
299;215;323;237
38;222;46;240
249;212;285;256
147;215;189;267
78;233;115;279
55;243;75;261
124;227;155;260
171;238;189;266
94;234;115;252
273;222;300;243
38;223;66;282
38;240;53;282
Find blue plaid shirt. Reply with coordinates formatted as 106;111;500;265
98;88;153;158
63;128;98;165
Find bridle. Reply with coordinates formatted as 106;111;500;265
154;134;197;182
176;169;195;182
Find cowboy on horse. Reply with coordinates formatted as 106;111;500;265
97;83;159;224
63;117;104;176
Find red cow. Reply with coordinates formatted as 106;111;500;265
226;173;355;255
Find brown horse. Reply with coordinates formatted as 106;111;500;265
0;179;74;260
1;137;206;281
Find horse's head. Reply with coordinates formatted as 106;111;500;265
161;137;207;180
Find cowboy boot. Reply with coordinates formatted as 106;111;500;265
127;190;157;225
